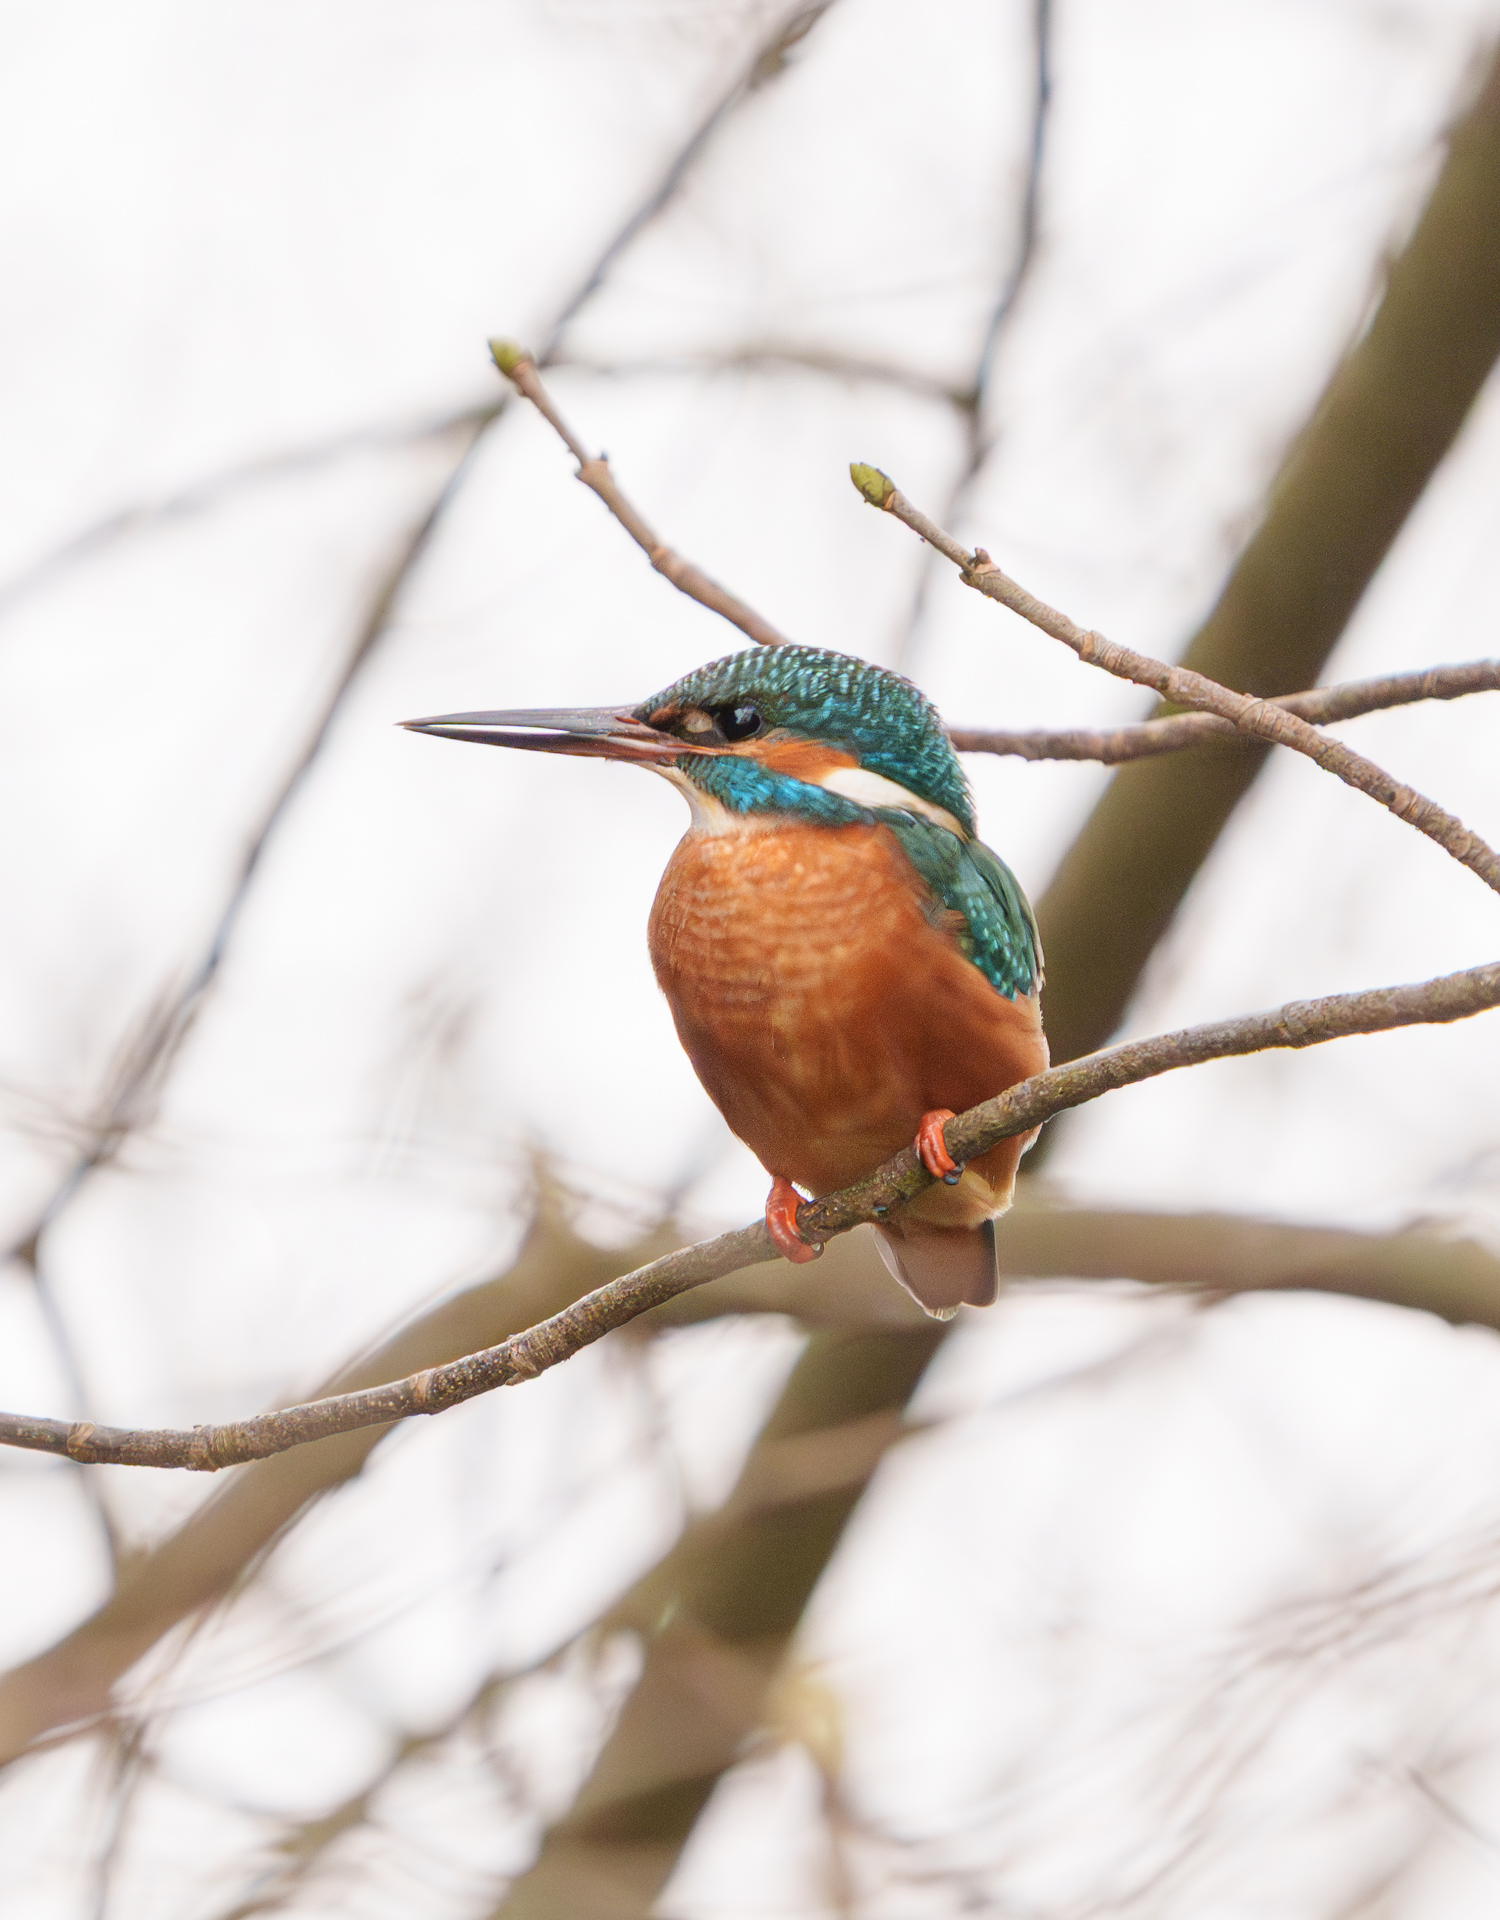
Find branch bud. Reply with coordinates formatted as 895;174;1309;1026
489;338;533;378
849;462;897;509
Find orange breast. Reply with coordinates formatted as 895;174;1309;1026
647;818;1047;1220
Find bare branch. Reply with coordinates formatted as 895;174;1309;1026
1;955;1496;1473
853;465;1500;895
15;1193;1496;1763
490;341;791;648
971;0;1052;423
552;345;966;407
492;1319;944;1918
949;660;1500;762
0;1192;682;1763
990;1196;1500;1329
3;421;498;1274
662;1192;1500;1334
0;404;495;622
536;3;841;355
888;0;1053;678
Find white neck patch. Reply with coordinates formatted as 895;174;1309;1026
816;765;967;838
654;760;967;840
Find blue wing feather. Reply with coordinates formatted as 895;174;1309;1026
877;812;1042;1000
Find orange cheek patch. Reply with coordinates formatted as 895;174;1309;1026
746;737;859;782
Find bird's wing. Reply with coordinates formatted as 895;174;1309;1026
876;813;1042;1000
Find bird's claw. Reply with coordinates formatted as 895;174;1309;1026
915;1109;964;1184
765;1175;822;1264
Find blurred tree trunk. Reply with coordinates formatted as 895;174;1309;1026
1036;43;1500;1071
0;1197;674;1764
493;1324;946;1919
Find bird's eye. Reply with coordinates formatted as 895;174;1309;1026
717;703;762;742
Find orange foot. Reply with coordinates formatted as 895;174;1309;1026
765;1174;821;1264
915;1109;962;1184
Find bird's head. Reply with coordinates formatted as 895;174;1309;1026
403;645;975;838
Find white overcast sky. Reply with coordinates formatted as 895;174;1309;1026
3;3;1500;1915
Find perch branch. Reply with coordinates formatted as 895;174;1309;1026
490;340;791;649
852;466;1500;896
950;660;1500;762
2;956;1498;1472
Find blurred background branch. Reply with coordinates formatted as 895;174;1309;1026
858;465;1500;890
3;7;1500;1918
1034;37;1500;1068
6;951;1498;1474
951;657;1500;761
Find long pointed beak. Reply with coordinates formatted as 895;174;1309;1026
399;705;688;765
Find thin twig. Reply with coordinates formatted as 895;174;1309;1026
890;0;1052;675
949;660;1500;762
490;342;791;648
2;954;1497;1472
533;3;841;358
852;466;1500;895
552;347;965;409
971;0;1052;425
2;423;498;1271
0;404;495;623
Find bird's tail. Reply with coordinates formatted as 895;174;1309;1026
872;1218;998;1320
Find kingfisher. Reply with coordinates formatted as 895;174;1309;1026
403;646;1046;1318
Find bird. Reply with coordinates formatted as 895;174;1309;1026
403;645;1047;1318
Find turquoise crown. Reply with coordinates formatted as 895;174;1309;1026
634;645;975;834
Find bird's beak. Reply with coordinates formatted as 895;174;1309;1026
399;705;689;765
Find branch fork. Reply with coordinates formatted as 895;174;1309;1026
853;465;1500;899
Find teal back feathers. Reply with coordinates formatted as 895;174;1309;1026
882;815;1041;1003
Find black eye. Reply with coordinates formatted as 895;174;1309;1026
717;703;762;742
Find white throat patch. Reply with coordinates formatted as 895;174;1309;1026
655;764;761;836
